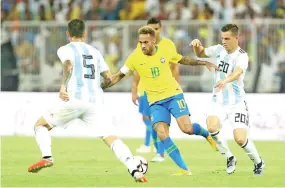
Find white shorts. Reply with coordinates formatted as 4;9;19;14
207;100;249;129
43;99;115;137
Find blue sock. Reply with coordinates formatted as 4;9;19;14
192;122;209;138
143;119;152;147
161;137;188;170
152;129;164;156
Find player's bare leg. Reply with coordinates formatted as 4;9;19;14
154;122;191;175
176;115;217;151
233;128;264;176
103;136;147;182
28;117;54;173
207;116;236;174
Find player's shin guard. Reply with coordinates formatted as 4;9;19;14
161;137;188;170
152;129;164;156
35;126;52;160
241;139;262;164
192;123;209;138
110;139;136;171
143;119;152;147
211;131;233;158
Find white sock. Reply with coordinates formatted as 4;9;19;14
35;126;52;160
110;139;136;172
211;131;233;158
241;139;262;164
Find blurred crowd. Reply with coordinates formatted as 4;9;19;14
1;0;285;22
1;0;285;93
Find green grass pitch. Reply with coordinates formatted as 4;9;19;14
1;136;284;187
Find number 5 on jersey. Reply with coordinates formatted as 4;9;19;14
82;55;95;79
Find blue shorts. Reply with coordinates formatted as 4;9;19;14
149;93;190;126
138;92;150;116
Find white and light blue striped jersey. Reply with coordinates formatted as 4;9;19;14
57;41;109;103
205;44;248;105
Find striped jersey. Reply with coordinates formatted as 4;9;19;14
205;44;248;105
57;41;109;103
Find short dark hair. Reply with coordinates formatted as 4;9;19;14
68;19;85;37
147;17;161;27
138;26;155;37
221;24;239;36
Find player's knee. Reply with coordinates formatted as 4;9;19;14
233;128;247;146
206;116;219;133
156;131;168;140
154;123;169;140
235;137;247;146
34;117;51;130
207;125;218;133
102;135;119;147
234;133;247;146
180;124;193;134
142;115;150;121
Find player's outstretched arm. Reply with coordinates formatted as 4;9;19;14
215;66;244;91
170;64;180;83
131;72;140;105
190;39;208;58
100;70;112;89
178;57;219;71
60;60;73;101
101;71;126;90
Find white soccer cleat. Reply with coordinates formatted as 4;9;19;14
226;156;237;174
151;154;164;162
136;145;151;153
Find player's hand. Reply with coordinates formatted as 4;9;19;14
190;39;202;47
132;93;139;106
205;62;219;72
59;85;69;102
215;79;227;92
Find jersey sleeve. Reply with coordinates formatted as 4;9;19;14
57;46;74;64
170;52;183;64
124;54;136;71
165;39;182;64
204;45;220;57
236;54;248;72
97;50;109;73
168;40;178;53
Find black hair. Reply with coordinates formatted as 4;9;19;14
147;17;161;27
221;24;239;36
68;19;85;37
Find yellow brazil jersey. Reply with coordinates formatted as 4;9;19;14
125;46;183;104
135;37;178;96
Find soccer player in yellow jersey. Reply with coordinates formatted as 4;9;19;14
133;18;180;163
102;26;218;175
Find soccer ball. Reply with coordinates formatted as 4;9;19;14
133;156;148;174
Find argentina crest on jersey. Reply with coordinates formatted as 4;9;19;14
160;57;165;63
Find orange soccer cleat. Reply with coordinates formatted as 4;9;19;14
28;159;54;173
135;176;148;182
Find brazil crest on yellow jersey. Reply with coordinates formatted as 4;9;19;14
125;44;183;104
134;37;179;96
